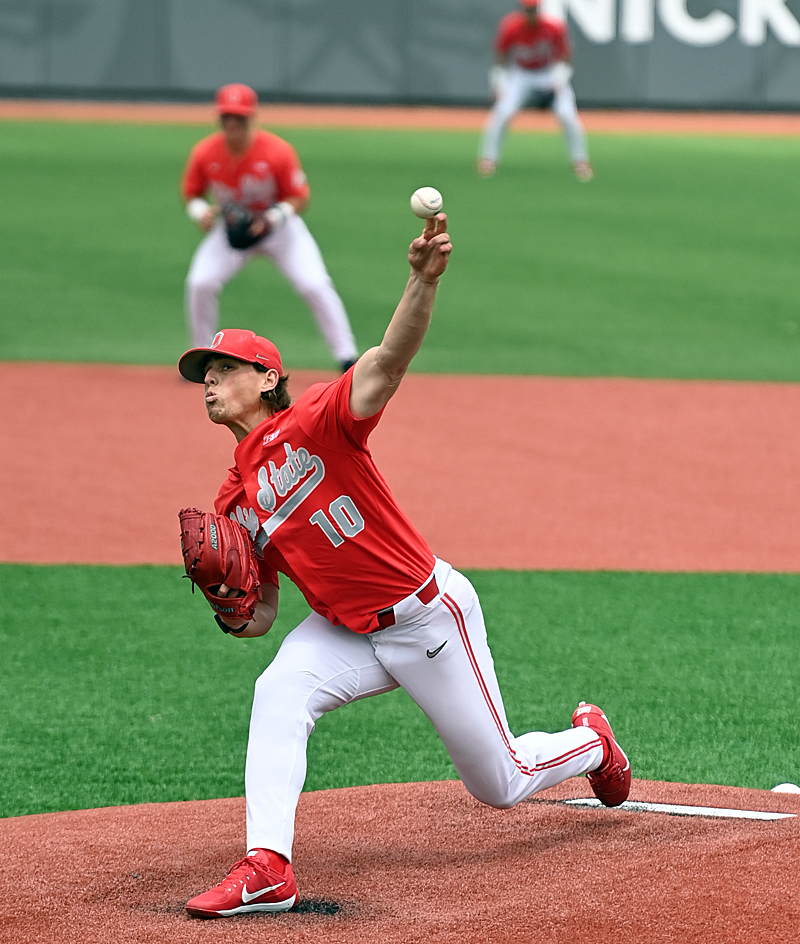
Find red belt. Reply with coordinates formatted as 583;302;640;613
375;574;439;630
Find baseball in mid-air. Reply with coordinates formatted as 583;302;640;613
771;782;800;793
410;187;444;218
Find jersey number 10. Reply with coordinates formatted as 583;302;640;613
309;495;365;547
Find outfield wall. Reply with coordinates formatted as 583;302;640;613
1;0;799;110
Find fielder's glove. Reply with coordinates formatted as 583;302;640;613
178;507;261;631
221;201;270;250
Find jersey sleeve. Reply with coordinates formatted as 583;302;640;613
214;465;243;516
256;557;280;590
296;370;384;453
553;19;571;60
214;466;280;589
181;140;209;201
269;137;311;203
494;12;519;54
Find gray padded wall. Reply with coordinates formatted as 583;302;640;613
1;0;798;108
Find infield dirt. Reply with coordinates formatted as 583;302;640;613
1;779;798;944
3;363;800;572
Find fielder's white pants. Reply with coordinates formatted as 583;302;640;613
185;215;357;363
480;64;589;165
245;559;603;860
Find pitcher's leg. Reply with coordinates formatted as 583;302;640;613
261;216;357;365
374;569;602;808
185;225;249;347
245;612;398;859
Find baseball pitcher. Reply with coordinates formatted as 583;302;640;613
178;213;629;917
478;0;593;181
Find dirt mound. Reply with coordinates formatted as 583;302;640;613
1;778;797;944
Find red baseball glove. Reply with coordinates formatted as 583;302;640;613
178;507;261;629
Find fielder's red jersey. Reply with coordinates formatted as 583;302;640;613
495;12;570;70
214;370;436;634
181;129;310;213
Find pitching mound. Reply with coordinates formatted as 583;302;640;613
1;778;797;943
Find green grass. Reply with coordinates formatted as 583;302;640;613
1;121;800;378
2;564;797;818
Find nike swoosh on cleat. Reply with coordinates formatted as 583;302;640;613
426;641;447;659
241;881;285;903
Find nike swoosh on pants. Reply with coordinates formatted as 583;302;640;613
426;641;447;658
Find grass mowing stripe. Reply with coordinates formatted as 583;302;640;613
1;564;797;817
1;122;800;378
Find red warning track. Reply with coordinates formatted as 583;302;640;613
1;99;799;136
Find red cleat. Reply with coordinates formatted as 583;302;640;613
572;701;631;807
186;848;298;918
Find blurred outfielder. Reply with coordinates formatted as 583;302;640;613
478;0;593;181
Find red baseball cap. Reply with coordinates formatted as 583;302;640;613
179;329;283;383
215;83;258;117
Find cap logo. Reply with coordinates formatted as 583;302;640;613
211;331;224;348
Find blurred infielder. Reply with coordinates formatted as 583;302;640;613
178;210;631;917
478;0;593;181
181;83;358;372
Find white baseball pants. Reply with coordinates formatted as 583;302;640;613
185;215;357;363
479;64;589;165
244;558;603;860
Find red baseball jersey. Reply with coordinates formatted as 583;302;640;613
215;371;436;634
495;12;570;70
181;129;310;212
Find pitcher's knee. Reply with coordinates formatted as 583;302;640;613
253;665;298;705
463;779;524;810
475;792;519;811
252;665;325;723
490;796;519;810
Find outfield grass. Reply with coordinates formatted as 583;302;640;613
1;121;799;378
2;564;797;818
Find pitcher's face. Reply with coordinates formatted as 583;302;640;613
203;356;275;435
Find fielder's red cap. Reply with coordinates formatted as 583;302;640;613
215;83;258;117
179;329;283;383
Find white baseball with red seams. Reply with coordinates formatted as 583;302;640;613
410;187;444;218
